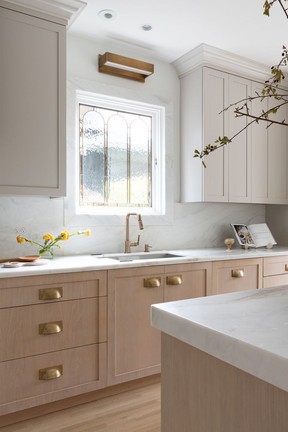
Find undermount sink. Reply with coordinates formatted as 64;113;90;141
107;252;183;262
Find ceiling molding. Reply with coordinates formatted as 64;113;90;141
173;43;272;81
0;0;86;25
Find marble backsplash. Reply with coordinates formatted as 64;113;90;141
0;195;265;258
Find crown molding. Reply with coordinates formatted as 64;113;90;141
173;43;272;81
0;0;86;25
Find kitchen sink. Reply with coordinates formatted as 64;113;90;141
106;252;183;262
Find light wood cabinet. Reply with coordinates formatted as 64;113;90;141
263;255;288;288
212;258;262;295
107;262;212;385
0;3;66;196
0;271;107;416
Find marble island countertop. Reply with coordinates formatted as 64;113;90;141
1;246;288;278
151;285;288;392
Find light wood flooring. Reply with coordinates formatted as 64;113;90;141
0;383;161;432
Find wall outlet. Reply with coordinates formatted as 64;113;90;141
15;227;25;235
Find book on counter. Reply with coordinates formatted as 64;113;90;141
231;223;276;248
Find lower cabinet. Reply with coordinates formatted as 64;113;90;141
0;271;107;416
263;255;288;288
212;258;263;294
107;262;212;385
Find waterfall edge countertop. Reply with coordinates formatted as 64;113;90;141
1;246;288;278
151;285;288;392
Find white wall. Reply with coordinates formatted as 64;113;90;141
0;34;265;258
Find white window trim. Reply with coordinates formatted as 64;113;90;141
75;90;166;216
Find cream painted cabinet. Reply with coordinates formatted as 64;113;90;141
0;3;66;196
107;262;212;385
181;67;251;203
251;82;288;204
212;258;262;295
0;271;107;416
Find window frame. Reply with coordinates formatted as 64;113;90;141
75;90;166;216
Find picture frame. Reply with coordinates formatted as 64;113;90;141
230;224;255;247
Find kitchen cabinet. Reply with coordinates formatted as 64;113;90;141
180;65;287;204
0;271;107;416
263;255;288;288
0;2;66;196
107;262;212;385
251;82;288;204
212;258;262;295
181;67;251;203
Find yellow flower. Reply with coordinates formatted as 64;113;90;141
60;230;69;240
84;229;91;236
43;233;55;242
16;235;26;244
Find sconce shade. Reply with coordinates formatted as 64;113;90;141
98;52;154;82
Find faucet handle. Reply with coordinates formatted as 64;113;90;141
130;234;140;248
144;244;152;252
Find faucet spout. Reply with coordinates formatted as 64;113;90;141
125;213;144;253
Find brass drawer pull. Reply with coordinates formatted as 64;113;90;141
231;269;244;278
39;287;63;300
39;365;63;380
144;277;161;288
39;321;63;335
285;264;288;272
166;275;183;286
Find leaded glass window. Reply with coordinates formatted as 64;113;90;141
79;104;152;208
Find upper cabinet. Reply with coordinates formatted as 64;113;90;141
175;44;288;205
0;0;85;197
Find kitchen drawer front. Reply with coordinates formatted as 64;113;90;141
0;297;107;361
263;256;288;277
263;274;288;288
0;343;107;410
0;271;107;308
212;259;262;295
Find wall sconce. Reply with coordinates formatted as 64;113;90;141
98;52;154;82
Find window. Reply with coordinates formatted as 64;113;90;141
76;91;165;216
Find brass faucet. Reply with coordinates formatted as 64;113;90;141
125;213;144;253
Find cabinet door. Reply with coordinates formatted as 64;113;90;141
251;81;288;204
0;6;66;196
212;258;263;295
228;75;251;202
203;68;229;202
164;262;213;302
107;267;164;385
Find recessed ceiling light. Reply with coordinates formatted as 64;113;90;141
142;24;152;31
98;9;117;21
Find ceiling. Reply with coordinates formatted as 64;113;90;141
68;0;287;67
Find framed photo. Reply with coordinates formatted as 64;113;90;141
231;224;255;247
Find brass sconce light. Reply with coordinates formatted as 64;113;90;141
98;52;154;82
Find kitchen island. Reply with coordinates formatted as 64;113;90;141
151;286;288;432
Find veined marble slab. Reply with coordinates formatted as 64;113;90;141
151;285;288;392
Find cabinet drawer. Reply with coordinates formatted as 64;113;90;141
263;256;288;276
212;259;262;295
0;271;107;308
0;344;106;408
0;297;107;361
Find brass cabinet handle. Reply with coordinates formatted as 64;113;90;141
231;269;244;278
144;277;161;288
39;365;63;380
166;275;183;285
39;321;63;335
39;287;63;300
285;264;288;272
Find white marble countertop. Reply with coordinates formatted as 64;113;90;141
151;285;288;392
1;246;288;278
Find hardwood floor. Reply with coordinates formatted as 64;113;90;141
0;384;161;432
